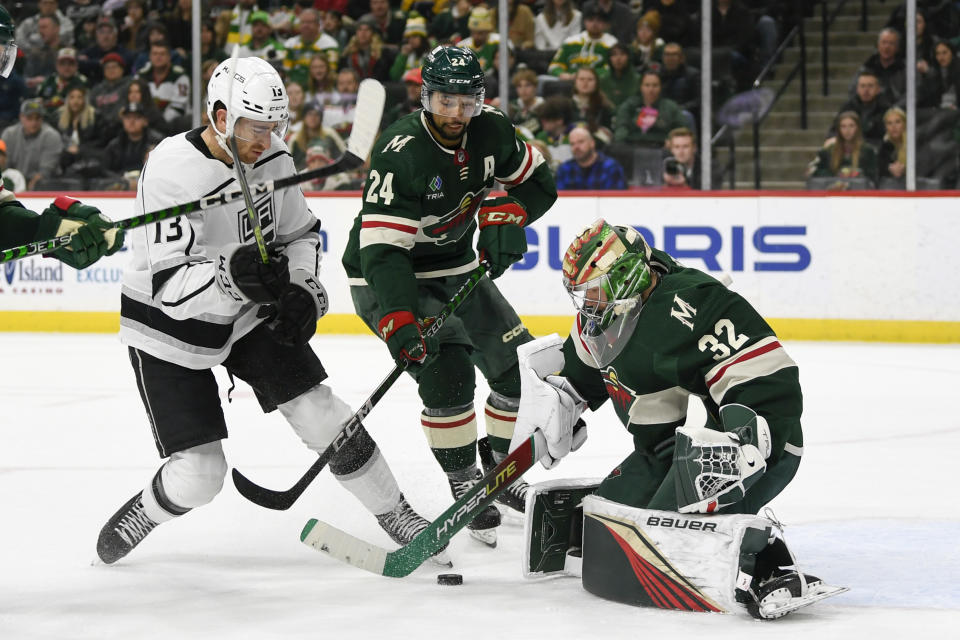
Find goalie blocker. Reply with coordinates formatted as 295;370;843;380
524;482;847;619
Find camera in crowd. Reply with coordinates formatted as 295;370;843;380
663;156;689;183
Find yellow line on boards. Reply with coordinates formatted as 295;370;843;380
0;312;958;343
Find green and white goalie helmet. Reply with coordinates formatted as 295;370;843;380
420;45;485;118
206;56;289;152
562;219;654;366
0;4;17;79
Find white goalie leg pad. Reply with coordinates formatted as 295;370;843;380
580;497;847;617
278;383;354;453
142;441;228;522
522;478;602;579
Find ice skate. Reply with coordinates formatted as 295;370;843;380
448;469;500;548
739;571;849;620
96;491;159;565
376;494;452;567
478;436;529;519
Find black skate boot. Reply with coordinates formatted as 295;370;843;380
447;467;500;548
376;494;451;567
478;436;530;516
96;491;159;564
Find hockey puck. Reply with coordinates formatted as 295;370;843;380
437;573;463;586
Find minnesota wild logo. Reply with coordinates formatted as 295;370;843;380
601;367;636;414
418;188;488;245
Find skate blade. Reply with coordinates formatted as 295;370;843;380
760;584;849;619
468;528;497;548
429;549;453;568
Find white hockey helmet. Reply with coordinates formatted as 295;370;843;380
206;56;289;152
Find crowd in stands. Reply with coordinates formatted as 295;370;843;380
807;2;960;190
5;0;945;193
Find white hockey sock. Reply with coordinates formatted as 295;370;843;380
334;448;402;516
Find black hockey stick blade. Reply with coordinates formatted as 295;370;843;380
231;263;489;509
0;80;385;264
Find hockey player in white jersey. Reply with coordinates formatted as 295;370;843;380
96;57;439;564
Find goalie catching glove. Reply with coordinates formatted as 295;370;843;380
41;196;124;269
674;404;773;514
476;196;528;279
258;269;329;346
509;334;588;469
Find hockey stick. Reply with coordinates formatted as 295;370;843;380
300;430;547;577
225;44;271;264
0;80;386;264
230;263;489;510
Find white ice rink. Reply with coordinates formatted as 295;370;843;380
1;333;958;639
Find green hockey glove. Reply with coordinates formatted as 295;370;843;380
42;196;125;269
476;196;528;279
377;310;439;365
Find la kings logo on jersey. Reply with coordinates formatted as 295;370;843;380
601;367;637;414
417;188;487;245
237;192;276;243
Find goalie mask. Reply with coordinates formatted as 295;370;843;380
562;219;654;367
420;45;485;119
0;4;17;79
206;56;289;155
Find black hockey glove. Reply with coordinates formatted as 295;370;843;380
216;242;289;304
41;196;124;269
260;270;329;346
377;310;439;365
476;196;528;279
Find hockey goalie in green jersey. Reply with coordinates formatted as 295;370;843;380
511;218;803;513
510;220;847;620
342;45;558;547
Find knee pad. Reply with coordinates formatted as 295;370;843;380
487;361;522;399
157;441;228;511
278;383;354;453
416;344;475;408
328;424;377;476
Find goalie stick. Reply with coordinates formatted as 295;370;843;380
230;263;489;510
0;79;386;264
300;431;548;577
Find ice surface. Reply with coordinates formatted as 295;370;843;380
1;334;957;639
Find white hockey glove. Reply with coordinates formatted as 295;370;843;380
510;334;588;469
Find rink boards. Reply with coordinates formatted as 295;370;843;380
2;191;958;342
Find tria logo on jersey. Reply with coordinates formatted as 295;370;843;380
418;188;487;245
236;193;276;243
601;367;636;414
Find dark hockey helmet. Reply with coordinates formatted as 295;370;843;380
0;4;17;78
420;45;485;118
562;219;653;365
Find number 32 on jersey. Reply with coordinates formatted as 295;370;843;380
698;319;748;361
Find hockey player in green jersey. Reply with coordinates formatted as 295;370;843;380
0;3;122;268
511;220;848;620
342;45;558;546
511;218;803;514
